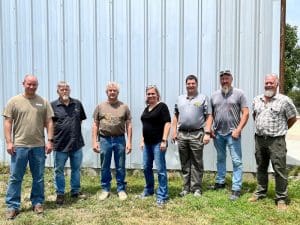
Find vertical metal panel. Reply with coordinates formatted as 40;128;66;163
0;0;281;172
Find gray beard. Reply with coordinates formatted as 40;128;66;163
221;86;230;95
264;90;275;98
62;95;69;101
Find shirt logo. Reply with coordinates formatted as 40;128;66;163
194;101;202;107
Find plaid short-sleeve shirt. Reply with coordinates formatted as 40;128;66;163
252;93;297;137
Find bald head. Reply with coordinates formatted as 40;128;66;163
23;74;38;98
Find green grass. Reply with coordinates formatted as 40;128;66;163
1;166;300;225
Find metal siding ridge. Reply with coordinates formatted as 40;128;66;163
110;0;114;81
144;0;148;84
161;0;166;99
79;0;82;99
179;0;184;93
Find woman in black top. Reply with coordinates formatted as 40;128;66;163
140;85;171;207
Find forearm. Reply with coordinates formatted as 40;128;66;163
204;114;213;132
92;121;99;143
236;108;249;130
162;122;171;140
4;118;13;144
126;121;132;144
288;116;297;129
171;115;178;135
46;118;54;139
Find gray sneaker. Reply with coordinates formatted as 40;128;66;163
193;189;202;197
179;190;189;197
229;191;241;201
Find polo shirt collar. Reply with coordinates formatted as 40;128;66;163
186;92;198;100
56;97;74;106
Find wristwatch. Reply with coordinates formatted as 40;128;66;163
48;139;54;142
204;131;211;135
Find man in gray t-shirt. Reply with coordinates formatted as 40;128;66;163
204;70;249;201
172;74;211;197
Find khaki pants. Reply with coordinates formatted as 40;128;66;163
177;130;204;192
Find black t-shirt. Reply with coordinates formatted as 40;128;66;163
51;98;87;152
141;102;171;145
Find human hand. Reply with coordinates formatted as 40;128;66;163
6;142;15;155
45;141;53;154
93;142;100;153
160;141;167;151
140;141;144;150
126;142;132;154
232;128;241;139
203;134;210;145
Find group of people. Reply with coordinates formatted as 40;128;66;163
3;71;297;219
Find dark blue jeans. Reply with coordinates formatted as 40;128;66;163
143;142;169;201
99;135;126;192
6;147;46;210
53;149;83;195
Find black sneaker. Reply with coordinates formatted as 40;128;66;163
209;183;225;190
71;192;87;199
56;194;65;205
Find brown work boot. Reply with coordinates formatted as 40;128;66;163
277;200;287;211
56;194;65;205
6;209;19;220
33;203;44;214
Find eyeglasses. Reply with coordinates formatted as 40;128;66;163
219;70;232;76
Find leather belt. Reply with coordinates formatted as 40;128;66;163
99;134;124;138
178;128;203;132
255;134;285;140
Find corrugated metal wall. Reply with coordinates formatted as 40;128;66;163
0;0;281;172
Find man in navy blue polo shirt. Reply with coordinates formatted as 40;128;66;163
51;81;87;205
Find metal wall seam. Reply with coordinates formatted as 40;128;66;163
235;0;241;86
127;0;132;167
61;0;65;80
254;0;261;96
216;0;221;86
161;0;166;100
78;0;82;100
179;0;184;93
144;0;148;85
109;0;114;80
197;0;202;87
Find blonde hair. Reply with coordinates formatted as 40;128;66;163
145;85;160;104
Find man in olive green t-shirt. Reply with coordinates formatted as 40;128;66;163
3;74;54;220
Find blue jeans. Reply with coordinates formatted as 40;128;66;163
6;147;46;210
99;135;126;192
143;142;168;201
54;149;83;195
213;132;243;191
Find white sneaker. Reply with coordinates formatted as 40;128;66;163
118;191;128;201
98;191;110;201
